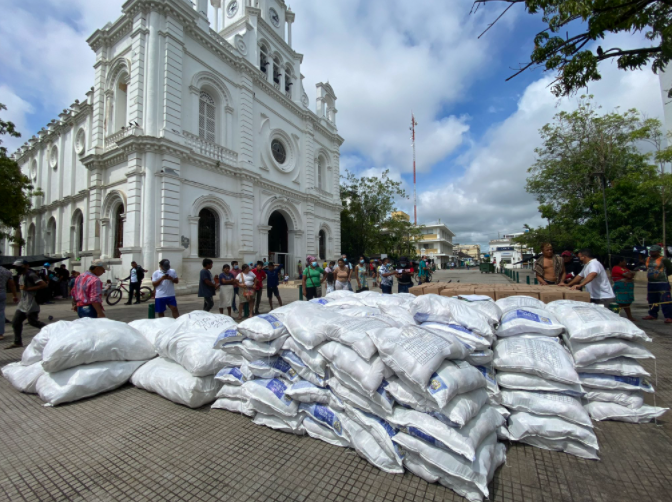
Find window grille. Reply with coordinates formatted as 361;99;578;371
199;92;216;143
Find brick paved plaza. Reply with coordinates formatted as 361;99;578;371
1;270;671;502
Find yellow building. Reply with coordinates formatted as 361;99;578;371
392;211;410;222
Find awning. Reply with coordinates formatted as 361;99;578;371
0;255;68;268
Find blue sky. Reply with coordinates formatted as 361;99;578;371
1;0;665;248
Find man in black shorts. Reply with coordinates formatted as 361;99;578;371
266;262;283;310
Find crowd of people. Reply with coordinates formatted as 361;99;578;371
533;243;672;324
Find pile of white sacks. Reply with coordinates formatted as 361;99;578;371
2;290;668;500
2;318;156;405
547;301;668;424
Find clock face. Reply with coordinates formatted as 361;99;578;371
269;8;280;27
227;0;238;17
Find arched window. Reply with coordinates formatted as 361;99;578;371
74;212;84;257
27;224;36;255
46;218;57;255
319;230;326;261
113;205;124;259
317;156;326;190
273;57;281;86
198;208;219;258
114;74;129;132
284;64;294;95
260;44;269;74
199;91;216;143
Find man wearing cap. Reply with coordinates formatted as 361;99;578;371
0;264;19;343
6;260;48;349
641;245;672;323
152;259;179;318
72;259;108;319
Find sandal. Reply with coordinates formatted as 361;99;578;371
642;316;656;321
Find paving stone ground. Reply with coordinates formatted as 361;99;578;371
1;270;671;502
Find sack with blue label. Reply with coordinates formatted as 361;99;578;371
340;412;404;474
578;373;654;393
243;378;299;417
280;350;326;387
549;303;649;343
214;366;251;386
317;341;387;395
410;296;493;338
585;401;669;423
344;405;404;473
564;336;655;368
211;396;255;416
303;416;350;447
496;307;564;338
253;412;305;434
240;357;300;382
327;374;393;418
495;295;546;314
238;314;288;342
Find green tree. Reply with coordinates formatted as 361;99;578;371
518;97;668;260
0;103;37;245
381;214;424;260
473;0;672;97
340;170;408;257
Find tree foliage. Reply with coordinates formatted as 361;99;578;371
516;97;672;258
340;170;412;258
0;103;37;244
473;0;672;97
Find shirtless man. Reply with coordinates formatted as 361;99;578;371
534;243;566;286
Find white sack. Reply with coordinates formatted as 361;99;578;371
422;322;491;351
322;317;396;360
584;389;644;409
388;405;504;462
318;342;386;395
174;311;238;335
465;350;494;366
213;327;246;349
565;337;655;367
214;366;251;386
131;358;221;408
493;337;580;385
253;413;305;434
367;325;470;389
2;361;46;393
326;290;355;299
211;397;255;416
378;304;418;326
426;360;487;409
384;377;440;413
327;375;393;418
240;357;300;382
585;402;668;423
269;303;303;316
475;364;501;404
285;379;341;408
280;350;326;387
128;318;176;347
438;441;506;502
299;403;349;438
362;295;411;309
239;335;289;359
155;322;243;377
21;320;70;365
323;297;365;309
392;432;499;500
577;357;650;377
515;435;598;461
436;388;489;428
551;304;649;343
42;319;155;373
38;360;145;406
303;417;350;447
506;411;599;450
344;406;404;471
496;371;584;398
242;378;299;417
500;390;592;427
282;337;327;377
215;384;244;400
496;307;564;338
578;373;654;393
410;296;493;338
285;304;344;349
340;413;404;474
237;314;288;342
495;295;546;313
340;306;383;318
457;297;503;328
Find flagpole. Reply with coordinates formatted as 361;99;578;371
411;114;418;226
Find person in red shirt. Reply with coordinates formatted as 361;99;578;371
611;256;635;321
252;261;267;315
72;259;108;319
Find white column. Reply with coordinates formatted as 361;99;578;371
225;221;234;258
190;86;200;136
189;216;199;258
225;107;233;149
213;6;220;31
100;218;110;259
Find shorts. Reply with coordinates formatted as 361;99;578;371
267;286;280;298
155;296;177;313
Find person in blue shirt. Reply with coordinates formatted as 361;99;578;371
265;262;283;310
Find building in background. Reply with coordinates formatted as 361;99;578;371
489;233;533;269
454;244;481;265
414;220;454;268
391;211;410;222
7;0;343;293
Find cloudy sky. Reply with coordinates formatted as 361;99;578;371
0;0;665;248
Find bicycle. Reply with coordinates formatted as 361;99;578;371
106;281;153;306
413;270;433;284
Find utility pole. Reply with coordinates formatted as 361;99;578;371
410;114;418;226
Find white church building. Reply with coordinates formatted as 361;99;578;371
7;0;343;293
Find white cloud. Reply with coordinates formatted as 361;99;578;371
413;51;665;248
0;85;34;154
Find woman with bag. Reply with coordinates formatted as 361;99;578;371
302;258;324;300
235;264;257;321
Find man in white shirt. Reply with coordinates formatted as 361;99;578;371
151;259;179;318
562;248;615;306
